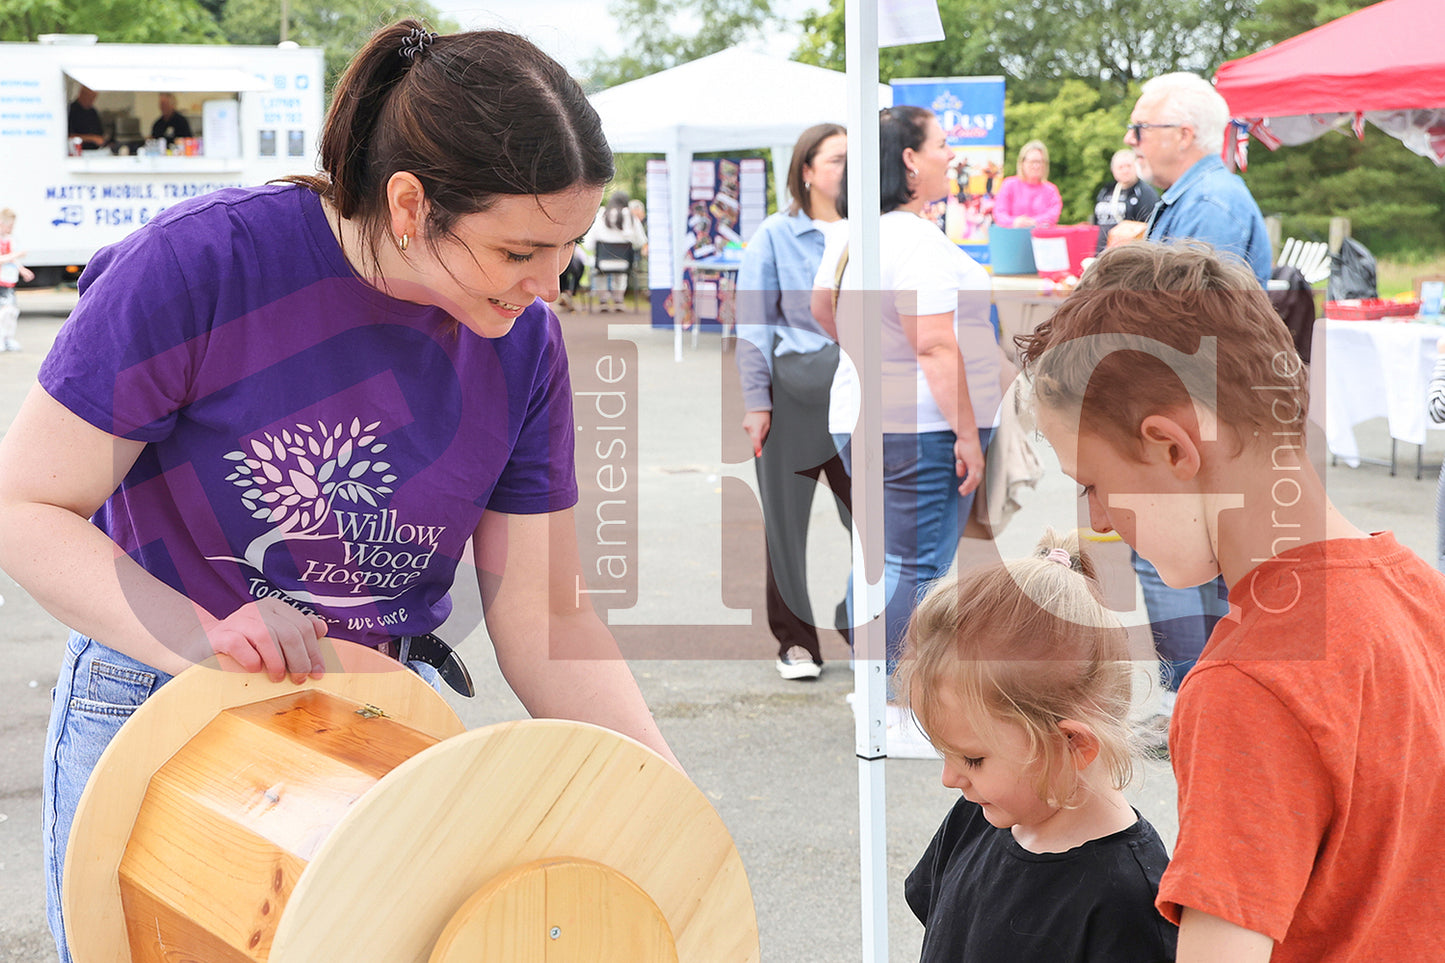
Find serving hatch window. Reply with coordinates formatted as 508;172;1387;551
62;65;266;158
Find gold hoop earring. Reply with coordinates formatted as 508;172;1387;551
397;233;410;253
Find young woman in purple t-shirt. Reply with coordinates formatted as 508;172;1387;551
0;21;680;962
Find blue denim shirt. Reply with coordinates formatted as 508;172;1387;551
735;209;836;411
1147;154;1271;286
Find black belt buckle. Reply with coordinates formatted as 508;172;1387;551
400;633;475;698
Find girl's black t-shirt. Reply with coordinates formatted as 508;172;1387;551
906;799;1178;963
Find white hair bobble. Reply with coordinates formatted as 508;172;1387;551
399;27;438;63
1045;547;1074;567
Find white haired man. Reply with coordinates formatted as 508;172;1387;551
1127;71;1271;284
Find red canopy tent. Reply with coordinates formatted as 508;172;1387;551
1213;0;1445;164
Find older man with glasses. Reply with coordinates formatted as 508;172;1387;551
1127;72;1271;284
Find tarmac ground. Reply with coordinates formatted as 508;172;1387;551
1;287;1440;961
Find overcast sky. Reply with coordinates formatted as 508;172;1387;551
427;0;816;75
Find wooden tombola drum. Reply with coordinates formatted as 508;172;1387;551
64;641;759;962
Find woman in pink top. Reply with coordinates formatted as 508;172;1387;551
991;139;1062;228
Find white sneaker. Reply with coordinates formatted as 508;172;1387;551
2;338;19;352
886;705;941;759
775;646;822;680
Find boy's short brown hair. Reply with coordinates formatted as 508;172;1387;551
1018;241;1307;459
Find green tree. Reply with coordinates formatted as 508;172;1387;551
219;0;458;93
578;0;778;90
1232;0;1372;54
578;0;781;202
1243;129;1445;259
794;0;1008;90
794;0;1257;102
0;0;223;43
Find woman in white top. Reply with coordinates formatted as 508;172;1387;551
584;190;648;311
811;106;1001;751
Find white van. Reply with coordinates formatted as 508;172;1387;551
0;36;324;283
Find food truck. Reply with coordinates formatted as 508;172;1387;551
0;36;325;283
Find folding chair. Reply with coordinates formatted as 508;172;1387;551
590;241;635;313
1277;238;1331;285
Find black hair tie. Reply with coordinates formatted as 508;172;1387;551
399;27;437;63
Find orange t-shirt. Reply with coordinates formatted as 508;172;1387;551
1157;532;1445;959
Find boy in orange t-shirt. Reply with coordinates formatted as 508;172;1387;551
1020;241;1445;962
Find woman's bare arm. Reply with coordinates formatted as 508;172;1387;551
0;385;327;680
474;507;681;769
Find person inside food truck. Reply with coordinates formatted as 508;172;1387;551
67;85;111;151
151;92;193;146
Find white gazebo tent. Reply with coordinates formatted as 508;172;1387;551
589;46;891;355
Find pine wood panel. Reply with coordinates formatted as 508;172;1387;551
67;645;758;963
120;881;259;963
269;720;758;963
227;690;440;779
119;772;308;960
116;690;443;960
428;858;678;963
66;642;463;963
429;860;550;963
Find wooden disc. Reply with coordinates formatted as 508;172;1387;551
64;640;463;963
269;719;758;963
428;858;678;963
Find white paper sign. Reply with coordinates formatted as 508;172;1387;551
1031;235;1069;274
879;0;944;47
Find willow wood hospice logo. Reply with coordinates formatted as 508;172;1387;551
205;417;440;608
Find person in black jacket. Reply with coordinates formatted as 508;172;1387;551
150;93;194;146
67;85;110;151
1090;149;1158;252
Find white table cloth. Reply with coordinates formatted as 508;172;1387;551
1314;319;1445;467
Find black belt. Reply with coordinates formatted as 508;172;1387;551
376;633;474;697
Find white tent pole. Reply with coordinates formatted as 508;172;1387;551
770;144;795;213
844;0;887;959
667;140;689;362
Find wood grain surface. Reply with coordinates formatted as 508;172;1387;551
65;641;462;963
428;858;678;963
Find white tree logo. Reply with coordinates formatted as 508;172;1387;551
208;418;398;588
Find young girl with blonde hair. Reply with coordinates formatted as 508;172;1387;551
899;529;1177;962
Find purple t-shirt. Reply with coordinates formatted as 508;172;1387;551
40;185;578;648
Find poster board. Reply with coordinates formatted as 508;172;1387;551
646;158;767;329
889;77;1005;265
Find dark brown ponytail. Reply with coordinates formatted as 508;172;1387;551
286;19;614;271
315;19;417;220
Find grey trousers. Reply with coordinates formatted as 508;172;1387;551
756;344;851;660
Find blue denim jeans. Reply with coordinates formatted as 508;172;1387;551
44;632;172;963
1130;550;1231;690
42;632;443;963
838;428;993;692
